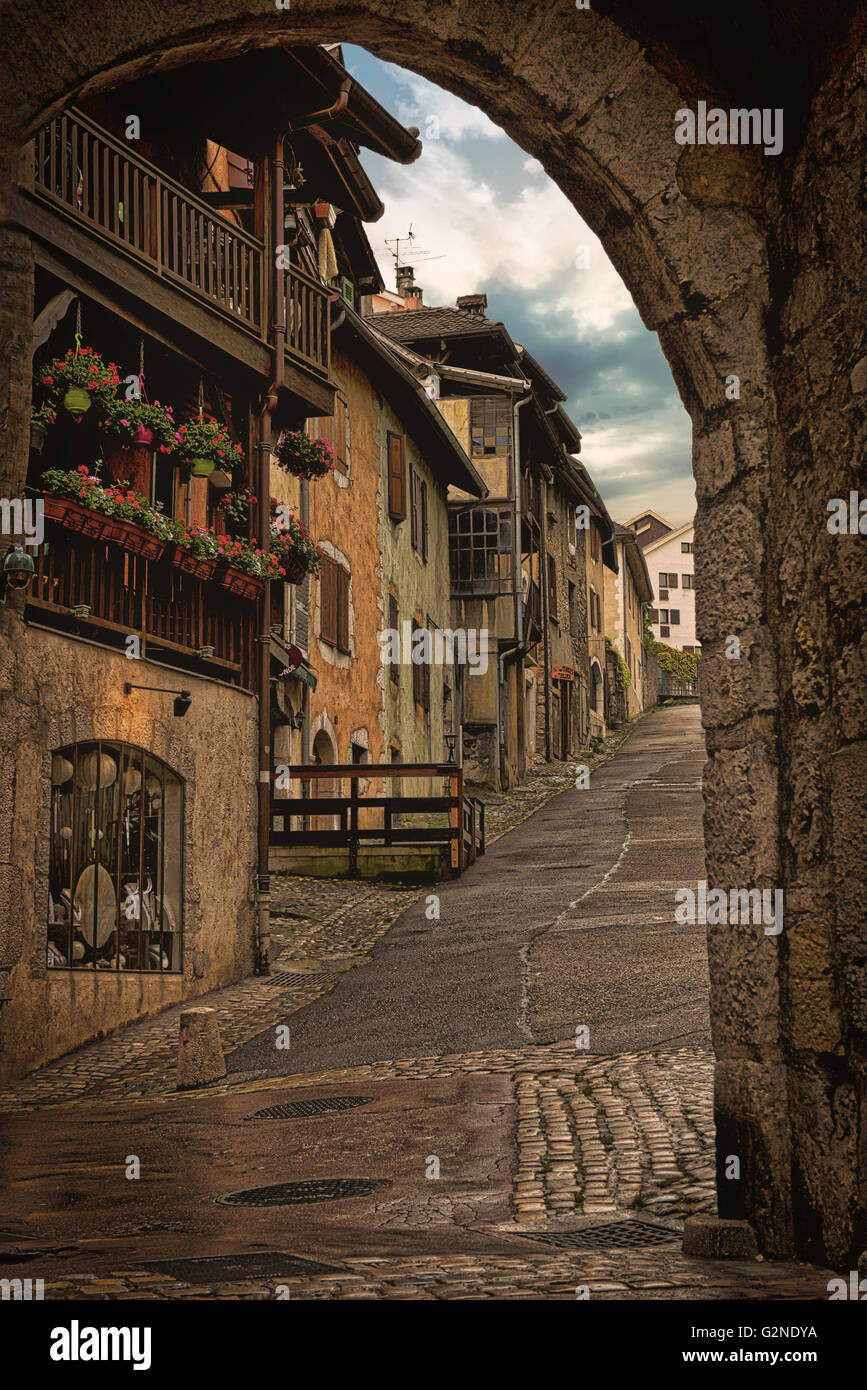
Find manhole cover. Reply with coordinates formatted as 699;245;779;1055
135;1252;343;1283
245;1096;373;1120
268;971;330;988
218;1178;391;1207
517;1221;680;1251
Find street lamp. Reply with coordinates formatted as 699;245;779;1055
0;544;35;601
124;682;192;717
444;732;457;763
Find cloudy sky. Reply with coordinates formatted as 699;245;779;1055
345;46;695;529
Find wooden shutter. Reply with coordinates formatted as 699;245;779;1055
292;574;310;653
320;560;337;645
333;394;348;473
668;572;678;588
388;432;407;520
388;593;399;684
410;467;419;550
336;566;350;653
420;480;428;562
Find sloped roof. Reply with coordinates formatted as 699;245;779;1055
372;306;511;343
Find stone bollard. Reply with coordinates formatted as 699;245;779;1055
682;1214;759;1259
177;1007;226;1090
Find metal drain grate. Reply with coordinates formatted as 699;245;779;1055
218;1178;391;1207
135;1252;343;1283
245;1096;373;1121
268;971;330;989
517;1221;680;1251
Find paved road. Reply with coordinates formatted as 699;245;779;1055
229;705;710;1076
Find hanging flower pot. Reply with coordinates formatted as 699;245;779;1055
30;404;57;454
63;385;92;418
284;554;307;585
133;425;154;446
30;422;48;453
275;429;336;481
175;415;244;482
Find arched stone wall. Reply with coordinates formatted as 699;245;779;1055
0;0;864;1264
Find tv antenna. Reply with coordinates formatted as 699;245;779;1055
383;226;445;272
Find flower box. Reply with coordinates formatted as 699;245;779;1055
167;547;218;583
218;565;263;601
43;495;109;541
43;495;166;561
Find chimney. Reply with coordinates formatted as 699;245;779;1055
396;264;423;308
456;293;487;316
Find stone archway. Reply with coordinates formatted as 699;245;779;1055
0;0;864;1266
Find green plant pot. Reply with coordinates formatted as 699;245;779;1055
189;456;215;478
63;386;92;416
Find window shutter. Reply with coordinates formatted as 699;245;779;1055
334;394;348;473
668;573;678;588
420;480;428;562
337;566;350;653
388;593;399;684
410;467;419;550
320;560;337;646
292;574;310;654
388;432;406;520
669;608;680;625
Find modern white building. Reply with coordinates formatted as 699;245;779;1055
625;511;699;652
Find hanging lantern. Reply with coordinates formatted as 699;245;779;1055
123;762;142;795
78;749;118;791
52;754;74;785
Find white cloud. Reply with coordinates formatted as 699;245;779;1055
368;138;633;335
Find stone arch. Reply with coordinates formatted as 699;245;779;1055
0;0;864;1266
589;659;604;718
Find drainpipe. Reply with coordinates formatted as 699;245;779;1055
255;133;287;975
511;393;533;776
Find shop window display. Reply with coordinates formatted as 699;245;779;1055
47;742;183;972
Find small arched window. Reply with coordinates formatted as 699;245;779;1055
47;742;183;973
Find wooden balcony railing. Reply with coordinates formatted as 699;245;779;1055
33;109;331;377
28;518;257;688
271;764;486;876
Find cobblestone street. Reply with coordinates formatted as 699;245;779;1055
0;709;837;1301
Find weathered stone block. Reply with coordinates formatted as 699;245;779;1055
177;1007;226;1090
682;1214;759;1259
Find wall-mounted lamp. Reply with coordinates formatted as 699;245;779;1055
0;544;36;601
124;682;192;718
444;733;457;764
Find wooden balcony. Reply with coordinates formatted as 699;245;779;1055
270;764;486;879
20;109;333;408
27;513;257;689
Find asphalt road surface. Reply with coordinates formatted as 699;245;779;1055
229;704;710;1076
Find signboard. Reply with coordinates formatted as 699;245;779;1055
552;664;574;681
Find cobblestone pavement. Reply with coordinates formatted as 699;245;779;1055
513;1048;715;1224
39;1251;831;1301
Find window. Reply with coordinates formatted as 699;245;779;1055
387;431;407;520
659;609;669;624
470;397;511;455
658;571;678;588
681;541;693;553
412;623;430;711
547;553;557;608
682;574;694;589
449;506;512;592
669;608;680;626
388;592;399;685
320;560;350;652
568;580;578;635
590;523;600;562
589;585;600;632
47;742;183;973
410;467;428;561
